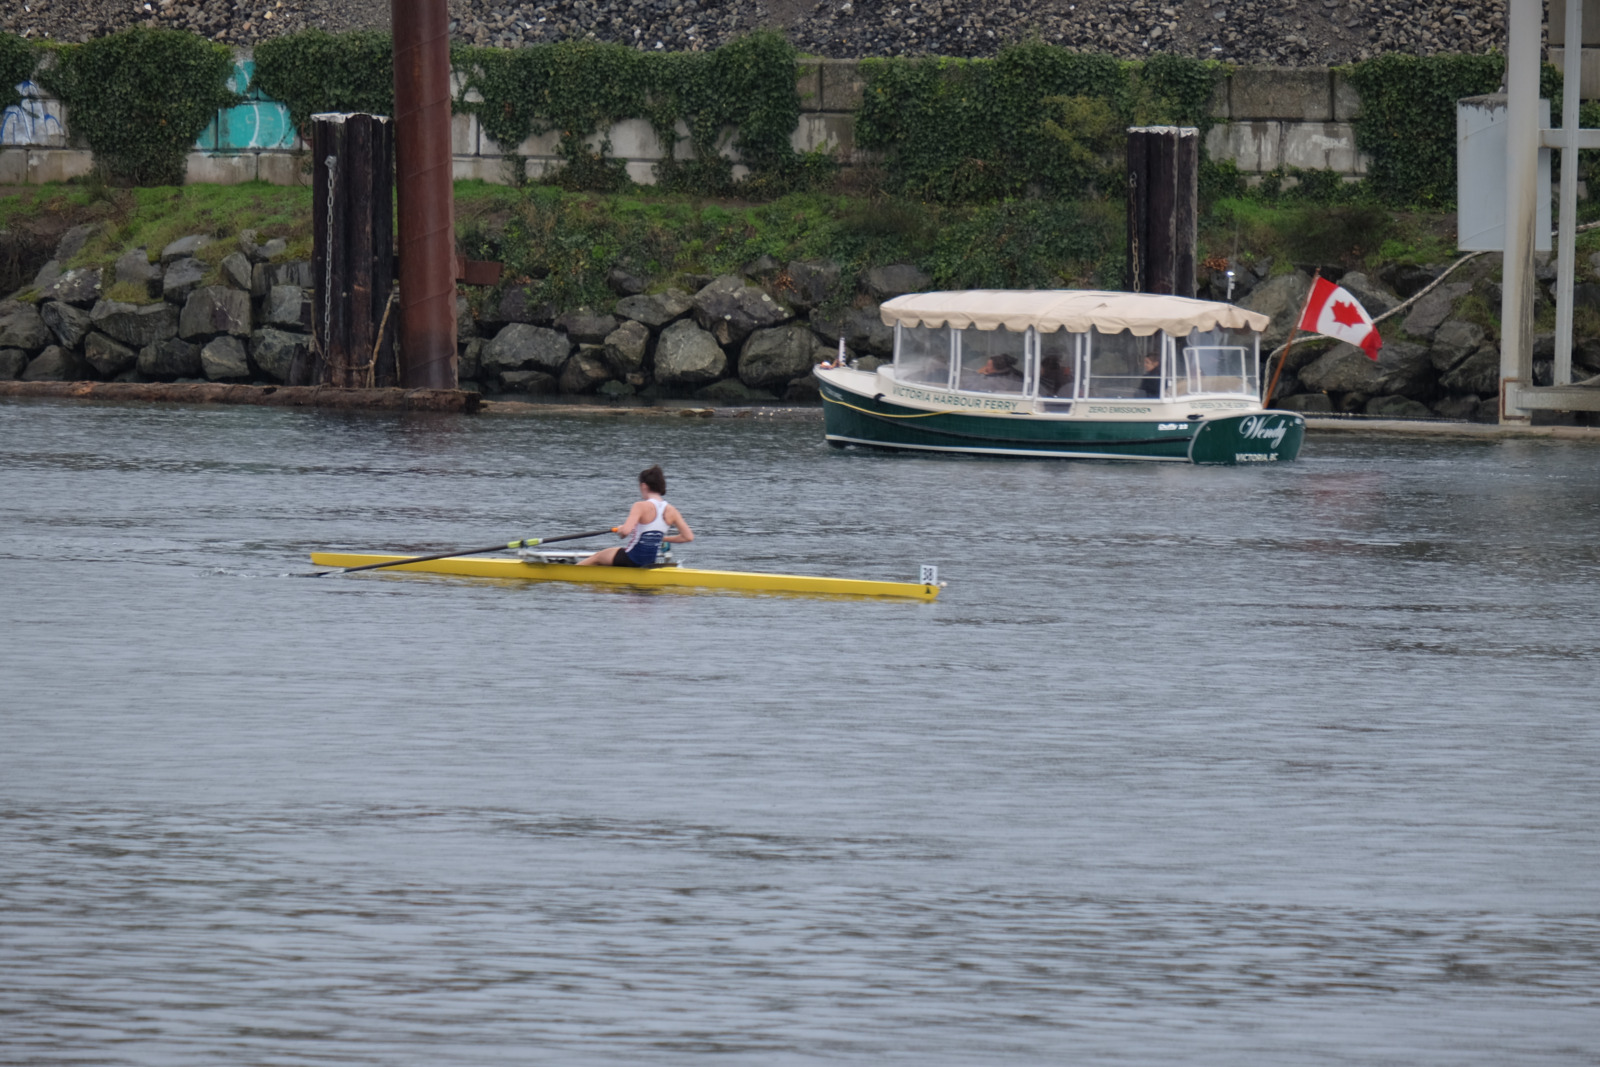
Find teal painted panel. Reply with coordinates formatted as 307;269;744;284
195;59;297;153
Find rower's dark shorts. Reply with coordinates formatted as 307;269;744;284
611;548;641;568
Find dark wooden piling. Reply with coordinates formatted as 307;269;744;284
1125;126;1199;297
311;113;396;389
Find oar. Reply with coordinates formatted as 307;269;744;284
306;528;616;577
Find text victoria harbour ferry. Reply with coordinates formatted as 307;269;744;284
814;289;1305;464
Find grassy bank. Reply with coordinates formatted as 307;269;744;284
3;178;1494;309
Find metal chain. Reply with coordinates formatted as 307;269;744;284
320;153;337;365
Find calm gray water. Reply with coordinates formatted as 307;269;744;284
2;398;1598;1065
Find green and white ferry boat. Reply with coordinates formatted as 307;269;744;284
815;290;1304;464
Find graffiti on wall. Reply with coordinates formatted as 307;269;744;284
194;59;297;152
2;81;66;147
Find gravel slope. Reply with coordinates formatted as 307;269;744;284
4;0;1506;64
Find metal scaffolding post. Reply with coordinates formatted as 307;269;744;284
1500;0;1541;422
390;0;458;390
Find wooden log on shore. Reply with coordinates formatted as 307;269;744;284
0;381;481;413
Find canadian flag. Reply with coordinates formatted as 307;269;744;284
1298;277;1383;360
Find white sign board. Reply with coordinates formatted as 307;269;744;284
1458;94;1552;253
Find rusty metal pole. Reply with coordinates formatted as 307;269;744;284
391;0;457;389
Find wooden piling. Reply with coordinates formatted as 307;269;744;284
1125;126;1199;297
311;113;396;388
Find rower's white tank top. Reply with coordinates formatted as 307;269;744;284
625;497;671;550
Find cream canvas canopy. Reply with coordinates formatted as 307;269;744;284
879;290;1270;337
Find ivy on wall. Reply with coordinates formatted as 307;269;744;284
252;30;394;135
38;28;237;186
1342;54;1502;208
855;43;1225;203
0;33;37;112
458;31;819;194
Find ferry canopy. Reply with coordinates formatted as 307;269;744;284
879;290;1270;337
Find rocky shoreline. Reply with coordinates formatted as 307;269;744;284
3;221;1589;424
2;0;1505;65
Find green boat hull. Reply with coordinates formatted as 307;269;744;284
818;381;1303;464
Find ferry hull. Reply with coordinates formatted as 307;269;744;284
818;378;1302;464
310;553;940;600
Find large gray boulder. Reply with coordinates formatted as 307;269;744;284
250;329;309;382
559;346;615;394
1432;395;1482;420
863;263;931;301
602;319;649;376
1399;282;1471;338
91;300;180;348
654;319;727;384
220;251;253;291
53;223;98;262
615;288;692;328
811;304;894;356
0;349;28;379
266;285;311;329
1335;271;1400;319
483;285;555;328
607;265;649;296
553;307;619;345
459;339;484;381
739;323;829;389
115;250;162;298
239;230;287;264
782;259;843;311
163;257;209;303
39;268;103;308
41;301;92;349
138;337;203;379
1440;344;1502;396
497;369;558;394
696;378;776;402
1429;319;1485;372
1299;340;1432;399
31;259;62;291
83;331;138;377
1365;395;1432;418
201;335;251;380
455;295;476;341
179;286;252;340
23;346;91;381
1275;392;1334;413
692;274;791;345
484;323;571;374
160;234;212;264
0;306;53;352
1238;271;1312;349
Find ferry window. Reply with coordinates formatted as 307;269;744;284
955;326;1028;395
1179;328;1257;396
1037;330;1076;398
1085;328;1162;399
895;325;952;386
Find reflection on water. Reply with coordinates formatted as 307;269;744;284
2;399;1598;1065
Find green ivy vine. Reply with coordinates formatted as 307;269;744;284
0;33;38;112
457;30;821;194
856;44;1225;203
38;28;238;186
252;30;394;136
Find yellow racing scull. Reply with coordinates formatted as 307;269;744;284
309;552;942;600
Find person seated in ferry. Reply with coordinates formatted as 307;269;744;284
961;352;1024;390
1039;353;1073;396
1135;350;1162;397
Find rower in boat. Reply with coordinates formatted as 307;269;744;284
578;464;694;568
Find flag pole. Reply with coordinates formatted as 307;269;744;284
1263;270;1320;408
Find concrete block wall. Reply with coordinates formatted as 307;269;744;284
0;62;1378;188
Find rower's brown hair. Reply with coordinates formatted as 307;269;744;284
639;465;666;494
